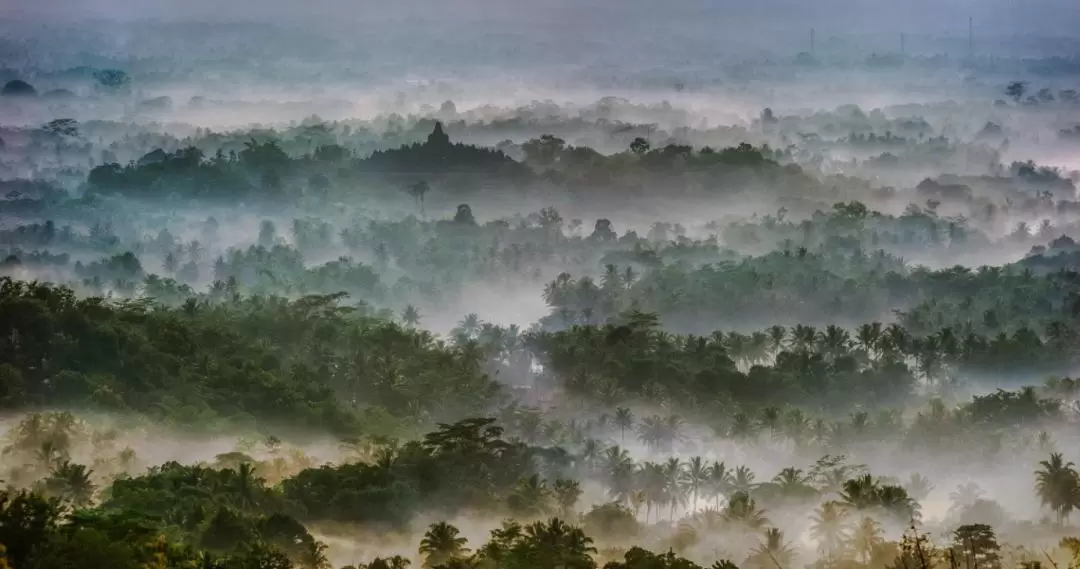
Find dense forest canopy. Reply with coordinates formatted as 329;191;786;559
4;5;1080;569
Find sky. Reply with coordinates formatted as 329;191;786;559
4;0;1080;37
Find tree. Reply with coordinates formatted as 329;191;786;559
724;492;768;531
43;118;79;139
683;456;709;511
809;501;849;560
402;305;422;327
45;461;96;507
614;408;633;443
419;522;469;567
848;517;883;564
508;475;553;518
706;462;732;508
522;135;566;169
2;80;37;97
582;503;638;541
0;490;63;569
409;181;431;219
93;69;132;90
232;463;261;510
746;528;794;569
553;479;583;519
629;137;651;155
951;524;1001;569
1005;81;1027;102
1034;452;1080;524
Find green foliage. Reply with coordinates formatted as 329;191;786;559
0;278;500;433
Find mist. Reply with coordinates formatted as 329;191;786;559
4;2;1080;569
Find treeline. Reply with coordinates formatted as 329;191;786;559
0;278;498;435
6;410;1080;569
82;122;787;201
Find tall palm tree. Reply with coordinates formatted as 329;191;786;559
637;414;681;453
773;467;817;502
809;501;850;560
948;482;985;513
766;325;787;358
759;407;782;440
790;324;817;352
233;463;261;509
401;305;421;327
552;479;582;518
840;474;879;510
455;313;481;340
579;438;605;473
1035;452;1080;524
663;457;687;519
603;446;635;503
746;528;794;569
45;461;95;507
724;492;768;530
613;408;634;444
508;475;552;518
731;466;758;495
683;456;709;511
419;522;469;567
856;322;883;358
639;461;668;523
730;412;758;439
904;473;934;503
408;181;431;219
707;461;733;508
848;516;884;564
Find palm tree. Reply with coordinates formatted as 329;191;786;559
300;541;331;569
579;438;605;473
840;474;879;509
603;446;635;503
552;479;582;518
759;407;782;440
707;461;733;508
809;501;850;560
856;322;883;358
508;475;552;518
454;313;481;340
637;414;681;453
730;412;757;439
948;482;985;513
419;522;469;567
45;460;95;507
663;457;687;519
36;439;67;471
1035;452;1080;524
790;324;817;352
640;461;668;523
773;467;817;502
614;407;634;443
766;325;786;357
724;492;768;530
233;463;261;509
731;465;758;495
904;473;934;502
408;181;431;219
401;305;421;327
848;516;884;564
746;528;794;569
683;456;709;511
